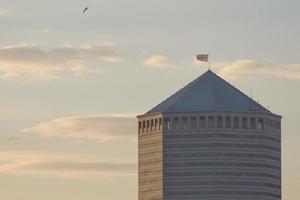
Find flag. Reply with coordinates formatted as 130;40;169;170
196;54;209;62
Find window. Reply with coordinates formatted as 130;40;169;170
159;118;162;129
155;119;158;130
164;118;170;129
225;116;231;128
150;119;154;131
233;117;239;129
217;116;223;128
250;117;256;129
199;117;206;128
190;116;197;129
172;117;180;130
143;121;146;132
268;119;272;131
146;120;150;131
265;119;270;130
258;118;264;130
270;120;274;132
274;121;279;132
138;122;141;133
182;117;188;129
208;116;215;128
242;117;247;129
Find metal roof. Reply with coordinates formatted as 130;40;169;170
146;70;271;114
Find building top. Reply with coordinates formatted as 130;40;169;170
146;70;271;115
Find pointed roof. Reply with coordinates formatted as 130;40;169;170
146;70;271;114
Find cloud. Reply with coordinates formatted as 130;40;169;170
0;43;123;80
0;7;9;16
81;44;123;63
216;60;300;80
0;151;136;178
22;114;137;141
143;55;175;69
24;28;54;33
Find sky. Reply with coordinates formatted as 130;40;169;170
0;0;300;199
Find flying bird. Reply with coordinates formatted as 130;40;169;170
83;6;89;14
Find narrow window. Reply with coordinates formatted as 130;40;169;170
199;116;206;128
190;116;197;129
217;116;223;128
182;117;188;129
225;116;231;128
155;119;158;131
275;121;279;132
164;118;170;130
172;117;180;130
250;117;256;129
150;119;154;131
138;121;141;133
143;121;146;132
270;120;274;132
266;119;271;130
269;119;272;131
159;118;162;129
208;116;215;128
233;117;239;129
258;118;264;130
242;117;247;129
146;120;150;131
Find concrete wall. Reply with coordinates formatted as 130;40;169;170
138;114;163;200
162;111;281;200
138;111;281;200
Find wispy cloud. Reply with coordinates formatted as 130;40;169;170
0;43;123;80
0;7;9;16
0;151;136;178
143;55;175;69
216;60;300;80
22;114;137;141
81;44;123;63
24;28;54;33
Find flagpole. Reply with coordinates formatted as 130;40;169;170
208;54;211;70
196;53;210;70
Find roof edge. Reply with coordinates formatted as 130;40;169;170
139;110;282;119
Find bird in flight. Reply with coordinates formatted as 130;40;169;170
83;6;89;14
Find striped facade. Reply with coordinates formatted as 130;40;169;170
138;114;163;200
138;112;281;200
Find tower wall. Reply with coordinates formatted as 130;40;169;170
162;112;281;200
138;114;163;200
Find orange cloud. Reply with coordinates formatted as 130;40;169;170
0;151;136;178
143;55;175;69
22;114;137;142
0;7;9;16
216;60;300;80
0;43;123;80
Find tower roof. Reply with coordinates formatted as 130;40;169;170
146;70;271;114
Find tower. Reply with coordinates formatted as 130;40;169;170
138;70;281;200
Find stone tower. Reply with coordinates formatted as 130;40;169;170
138;70;281;200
